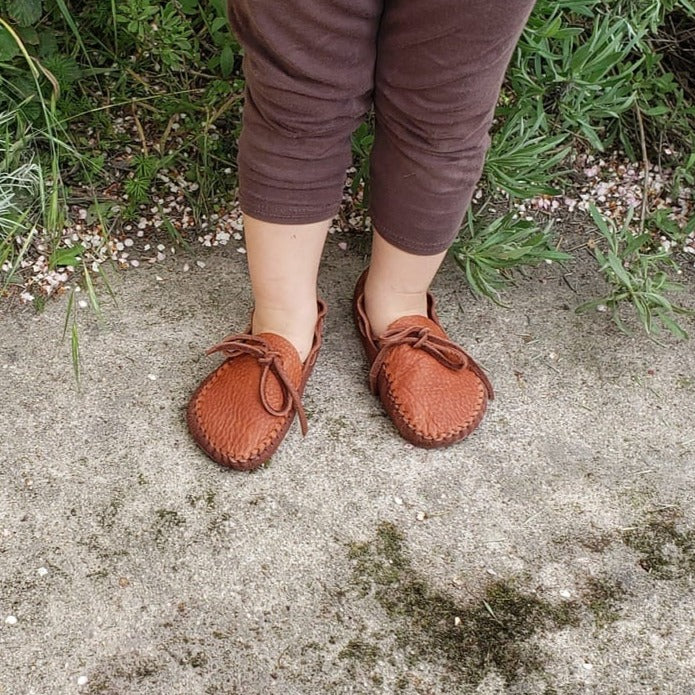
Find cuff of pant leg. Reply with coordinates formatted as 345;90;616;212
369;211;458;256
239;194;340;226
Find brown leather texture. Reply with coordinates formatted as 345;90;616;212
353;269;493;448
187;300;327;471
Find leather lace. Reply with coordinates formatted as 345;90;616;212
369;325;494;398
206;334;309;435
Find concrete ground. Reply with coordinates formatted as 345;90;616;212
1;229;694;695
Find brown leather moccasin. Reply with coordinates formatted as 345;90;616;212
353;269;493;448
187;300;327;471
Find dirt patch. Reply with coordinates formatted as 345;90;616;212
623;508;695;580
346;522;611;689
86;652;164;695
152;509;187;550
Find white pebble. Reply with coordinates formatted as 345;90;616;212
77;675;88;686
237;247;246;254
183;263;190;272
394;496;403;506
37;567;48;577
130;259;140;267
338;242;348;251
5;615;17;625
560;589;572;599
196;260;206;268
147;374;157;381
78;300;88;309
583;663;593;671
416;511;426;521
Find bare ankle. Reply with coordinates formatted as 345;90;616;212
251;303;317;361
363;278;427;337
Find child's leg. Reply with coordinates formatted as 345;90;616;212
365;0;536;330
227;0;380;356
245;215;330;361
364;232;446;336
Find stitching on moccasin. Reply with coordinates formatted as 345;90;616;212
381;363;486;442
193;400;288;464
192;361;290;464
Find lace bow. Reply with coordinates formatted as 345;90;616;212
369;325;494;398
206;334;308;435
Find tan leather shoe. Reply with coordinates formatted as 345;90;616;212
353;269;493;448
187;300;327;470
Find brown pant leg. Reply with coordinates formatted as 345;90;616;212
227;0;381;224
369;0;537;255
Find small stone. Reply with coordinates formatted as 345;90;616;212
454;616;461;626
560;589;572;599
77;675;88;686
196;260;206;268
237;247;247;254
583;663;593;671
183;263;190;272
338;242;348;251
5;615;17;625
78;300;88;309
37;567;48;577
394;496;403;506
416;511;426;521
147;374;157;381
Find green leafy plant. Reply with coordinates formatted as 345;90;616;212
576;203;692;339
483;110;570;198
350;120;374;205
115;0;197;72
450;210;571;305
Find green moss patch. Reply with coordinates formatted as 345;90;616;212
623;509;695;580
348;522;583;688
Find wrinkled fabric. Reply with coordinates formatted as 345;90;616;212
227;0;536;254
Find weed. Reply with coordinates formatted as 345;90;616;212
576;203;692;338
450;209;571;304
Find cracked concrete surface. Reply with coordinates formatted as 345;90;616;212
1;232;694;694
